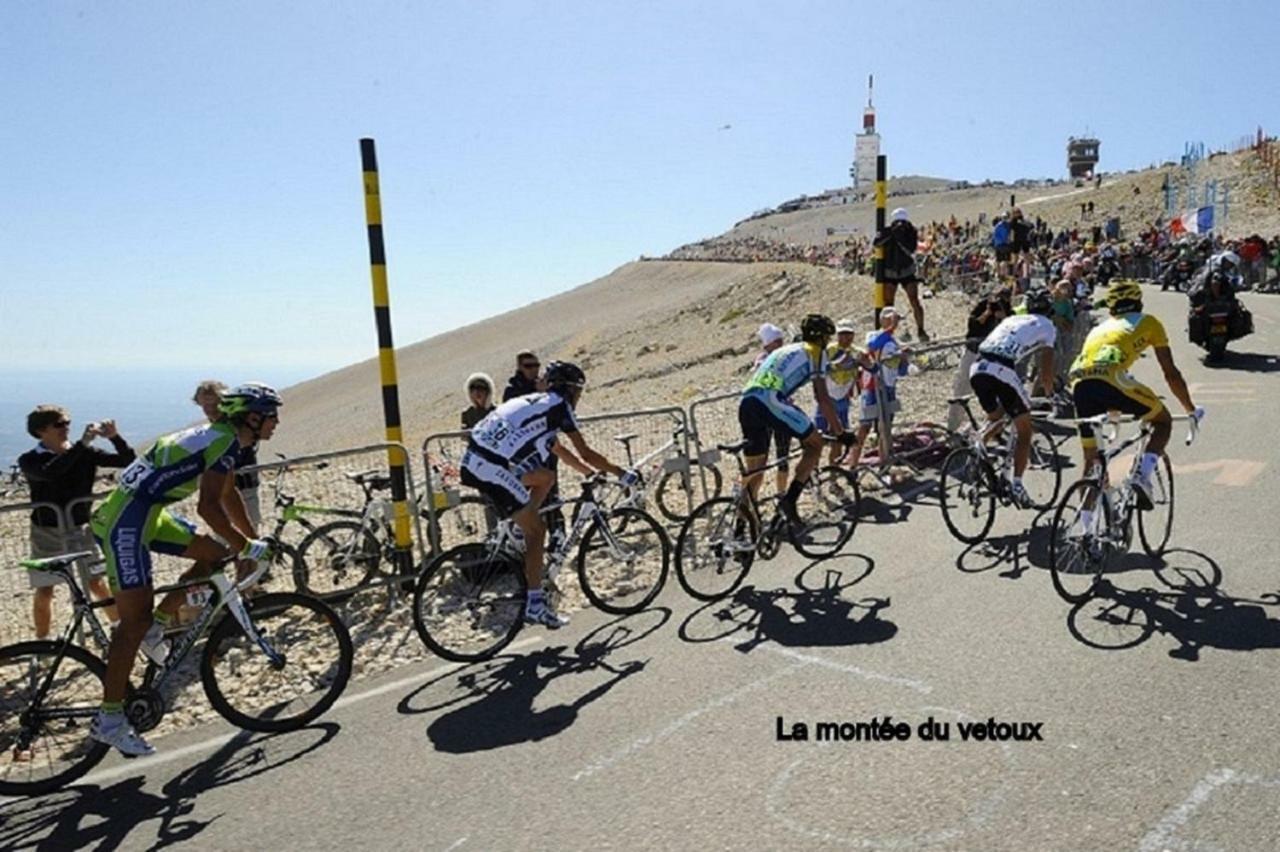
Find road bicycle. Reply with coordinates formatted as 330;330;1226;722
0;539;353;796
673;439;861;601
411;474;670;662
937;395;1064;543
1047;413;1198;603
602;414;723;523
292;462;490;600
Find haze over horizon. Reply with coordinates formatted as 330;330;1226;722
3;0;1277;377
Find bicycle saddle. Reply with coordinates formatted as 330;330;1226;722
346;470;392;490
717;439;751;455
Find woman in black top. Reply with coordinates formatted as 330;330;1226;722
19;405;134;637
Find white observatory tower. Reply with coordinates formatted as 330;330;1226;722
850;74;881;189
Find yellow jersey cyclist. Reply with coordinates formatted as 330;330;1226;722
1069;281;1204;509
739;313;857;528
88;383;281;756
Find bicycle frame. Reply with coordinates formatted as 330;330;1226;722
486;481;624;586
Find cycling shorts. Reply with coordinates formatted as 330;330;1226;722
90;495;198;592
739;390;814;457
460;446;532;518
1071;375;1165;449
969;358;1030;419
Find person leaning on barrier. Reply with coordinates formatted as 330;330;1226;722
461;372;496;430
18;406;131;638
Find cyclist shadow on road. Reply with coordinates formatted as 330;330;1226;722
676;555;896;654
1065;548;1280;660
0;723;339;850
955;509;1055;579
396;609;667;754
1202;351;1280;373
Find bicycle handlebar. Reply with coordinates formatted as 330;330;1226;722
233;535;283;592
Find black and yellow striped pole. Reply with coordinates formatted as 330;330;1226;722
872;154;888;327
360;138;413;574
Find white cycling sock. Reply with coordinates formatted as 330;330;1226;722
1138;453;1159;480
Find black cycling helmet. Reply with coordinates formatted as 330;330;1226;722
800;313;836;343
544;361;586;391
1023;287;1053;317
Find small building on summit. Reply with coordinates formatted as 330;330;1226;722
1067;136;1100;179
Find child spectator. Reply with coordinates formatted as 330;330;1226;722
843;308;911;469
461;373;496;429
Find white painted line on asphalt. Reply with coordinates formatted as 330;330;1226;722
1137;767;1239;852
63;636;546;790
743;641;933;694
570;660;808;782
441;836;468;851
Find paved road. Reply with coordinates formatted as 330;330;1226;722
4;288;1279;851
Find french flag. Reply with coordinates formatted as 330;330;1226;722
1169;206;1215;236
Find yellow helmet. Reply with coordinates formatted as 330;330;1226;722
1098;280;1144;313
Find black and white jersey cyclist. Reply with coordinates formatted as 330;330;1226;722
968;287;1057;508
460;361;630;628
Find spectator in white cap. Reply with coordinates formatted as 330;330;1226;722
815;318;866;464
752;321;793;496
874;207;928;342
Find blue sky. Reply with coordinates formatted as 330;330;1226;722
2;0;1276;376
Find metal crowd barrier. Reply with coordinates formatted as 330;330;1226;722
420;405;709;550
0;501;70;646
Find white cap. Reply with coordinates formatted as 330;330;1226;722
879;306;903;322
758;323;785;345
835;318;856;333
891;207;909;222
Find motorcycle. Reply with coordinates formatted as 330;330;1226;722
1160;259;1194;292
1188;297;1253;362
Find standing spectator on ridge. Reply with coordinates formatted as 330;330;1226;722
19;406;132;638
461;373;497;430
503;351;545;402
992;215;1013;279
876;207;929;341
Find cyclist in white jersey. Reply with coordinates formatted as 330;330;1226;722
460;361;629;628
968;287;1057;507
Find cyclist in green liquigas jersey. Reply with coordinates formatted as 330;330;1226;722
88;383;281;756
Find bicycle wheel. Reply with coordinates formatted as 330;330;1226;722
1022;425;1064;510
656;462;724;523
202;592;354;733
293;520;380;599
1048;480;1114;604
675;497;756;601
413;543;527;662
428;495;496;553
1138;454;1175;556
939;447;997;544
577;508;670;614
0;641;109;796
791;466;861;559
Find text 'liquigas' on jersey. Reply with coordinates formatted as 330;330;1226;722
744;342;831;398
113;421;240;505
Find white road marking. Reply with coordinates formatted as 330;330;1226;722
745;641;933;694
1138;767;1280;851
1137;767;1239;852
442;837;468;851
570;660;808;782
